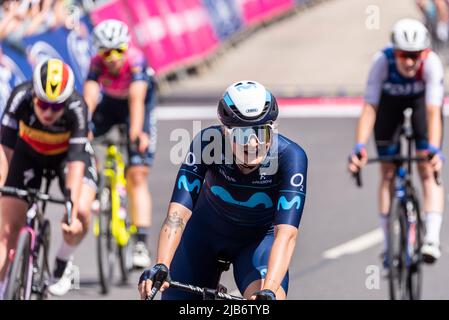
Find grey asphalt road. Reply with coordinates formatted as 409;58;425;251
40;0;449;300
46;115;449;300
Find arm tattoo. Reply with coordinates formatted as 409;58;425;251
162;211;185;239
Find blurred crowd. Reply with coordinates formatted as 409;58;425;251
0;0;71;44
0;0;108;49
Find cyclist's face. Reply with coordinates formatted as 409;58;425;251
231;134;271;166
99;46;127;72
33;97;64;126
394;50;423;78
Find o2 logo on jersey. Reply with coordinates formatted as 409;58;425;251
290;173;304;191
185;152;196;166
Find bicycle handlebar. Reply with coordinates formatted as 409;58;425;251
0;187;73;224
352;155;442;187
145;279;244;301
169;281;244;300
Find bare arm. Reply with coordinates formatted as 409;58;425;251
434;0;449;22
128;80;148;142
156;202;192;267
0;145;13;187
83;80;100;116
262;224;298;296
65;161;85;220
355;103;377;144
427;104;443;147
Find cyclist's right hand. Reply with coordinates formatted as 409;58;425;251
348;143;368;173
138;263;170;300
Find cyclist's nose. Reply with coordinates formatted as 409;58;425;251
248;135;259;148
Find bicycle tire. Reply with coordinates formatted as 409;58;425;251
118;232;134;283
387;198;408;300
32;219;51;300
96;179;117;295
4;231;32;300
406;197;423;300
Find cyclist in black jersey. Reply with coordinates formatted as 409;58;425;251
0;59;97;298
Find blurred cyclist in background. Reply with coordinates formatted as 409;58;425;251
0;58;97;298
84;19;157;268
348;19;445;267
138;80;308;300
417;0;449;42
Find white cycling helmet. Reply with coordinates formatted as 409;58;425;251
391;18;430;52
93;19;130;49
218;80;278;127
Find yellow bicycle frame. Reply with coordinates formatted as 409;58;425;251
93;144;136;246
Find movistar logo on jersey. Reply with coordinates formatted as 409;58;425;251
277;195;301;211
178;175;201;194
211;186;273;208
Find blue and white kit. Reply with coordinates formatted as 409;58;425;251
163;126;308;299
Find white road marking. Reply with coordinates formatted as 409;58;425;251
155;105;363;120
322;228;383;260
156;104;449;120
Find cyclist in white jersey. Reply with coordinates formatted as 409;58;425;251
348;19;445;266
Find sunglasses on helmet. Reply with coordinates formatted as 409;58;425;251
225;124;274;146
35;98;65;112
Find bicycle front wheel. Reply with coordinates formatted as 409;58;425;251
32;219;51;300
118;232;134;283
406;198;423;300
4;231;32;300
387;198;408;300
96;182;117;294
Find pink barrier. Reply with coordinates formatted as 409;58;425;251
89;0;296;74
239;0;295;26
90;0;219;74
127;0;179;73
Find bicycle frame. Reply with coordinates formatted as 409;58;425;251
2;178;70;300
93;139;136;247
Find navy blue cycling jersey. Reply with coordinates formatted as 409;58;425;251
170;126;308;228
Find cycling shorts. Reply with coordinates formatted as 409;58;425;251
91;87;157;167
374;93;443;156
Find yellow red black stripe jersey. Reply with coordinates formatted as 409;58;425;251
0;82;89;162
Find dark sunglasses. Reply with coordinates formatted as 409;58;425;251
36;99;65;112
395;50;422;60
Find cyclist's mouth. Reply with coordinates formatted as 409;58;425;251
244;148;258;156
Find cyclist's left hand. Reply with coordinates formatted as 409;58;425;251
130;131;150;154
250;289;276;300
61;217;83;236
427;144;444;172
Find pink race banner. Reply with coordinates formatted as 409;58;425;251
126;0;179;74
181;0;219;61
90;0;219;74
238;0;295;26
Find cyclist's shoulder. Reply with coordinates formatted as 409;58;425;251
127;46;147;66
276;134;308;162
6;81;33;112
89;54;103;67
423;49;444;68
10;81;33;98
